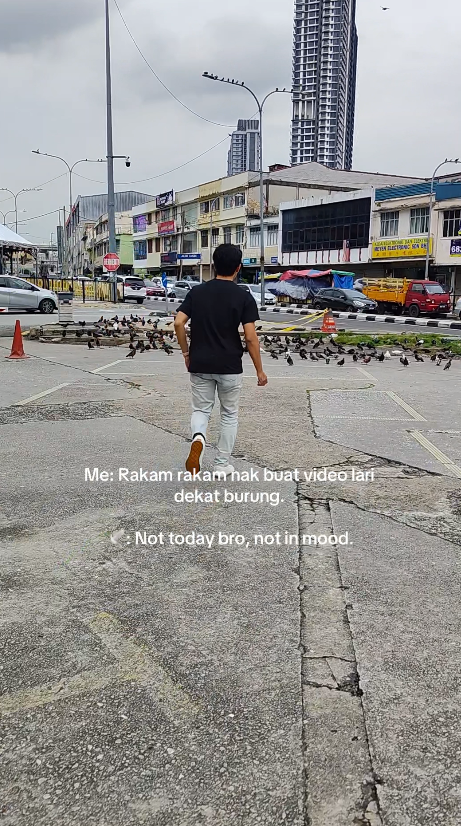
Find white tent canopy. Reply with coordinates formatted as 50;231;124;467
0;224;35;248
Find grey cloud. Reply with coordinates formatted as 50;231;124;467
118;13;291;124
0;0;101;52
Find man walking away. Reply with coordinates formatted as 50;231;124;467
174;243;268;478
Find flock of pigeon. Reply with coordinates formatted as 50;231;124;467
74;315;456;372
259;334;456;371
70;314;176;356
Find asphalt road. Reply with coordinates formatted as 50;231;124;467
1;297;461;338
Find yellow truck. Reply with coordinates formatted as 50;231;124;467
362;278;451;317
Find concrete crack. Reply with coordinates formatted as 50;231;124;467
298;492;384;825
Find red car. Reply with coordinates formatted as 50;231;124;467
144;279;166;297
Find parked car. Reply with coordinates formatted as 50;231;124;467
455;297;461;319
0;275;58;313
144;278;166;298
117;275;147;304
239;283;276;306
167;280;199;300
313;288;378;313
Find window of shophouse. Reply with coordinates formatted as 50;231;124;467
282;198;371;253
223;226;232;244
443;209;461;237
161;208;171;221
266;224;278;246
155;238;161;252
380;211;399;238
163;236;178;252
133;215;147;233
183;236;196;254
201;230;209;247
410;207;429;235
250;227;260;247
200;198;220;215
147;239;153;254
235;225;245;245
234;192;245;207
133;240;147;260
211;228;219;246
223;195;234;209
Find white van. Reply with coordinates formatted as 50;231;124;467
116;276;147;304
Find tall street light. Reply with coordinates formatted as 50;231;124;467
203;73;290;307
0;208;22;225
105;0;131;302
425;158;460;280
31;151;105;218
0;188;41;232
32;151;106;279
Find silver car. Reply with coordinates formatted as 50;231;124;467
0;276;57;313
168;280;199;300
239;283;276;306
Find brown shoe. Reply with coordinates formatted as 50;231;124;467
186;435;205;474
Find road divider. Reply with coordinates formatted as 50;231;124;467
259;306;461;328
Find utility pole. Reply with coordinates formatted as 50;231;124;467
105;0;117;303
209;205;213;280
179;208;185;280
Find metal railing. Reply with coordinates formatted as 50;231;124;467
22;275;124;302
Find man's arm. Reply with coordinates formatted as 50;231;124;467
174;311;190;371
243;322;267;386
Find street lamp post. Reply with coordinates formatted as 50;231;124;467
32;150;106;217
0;187;41;233
425;158;460;280
32;151;106;279
0;209;20;225
202;73;290;307
104;0;131;303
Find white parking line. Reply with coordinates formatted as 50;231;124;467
355;366;376;381
14;383;70;406
91;360;124;373
386;391;426;422
409;431;461;478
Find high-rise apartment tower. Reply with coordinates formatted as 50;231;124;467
227;120;261;176
291;0;358;169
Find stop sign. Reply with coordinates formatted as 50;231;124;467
103;252;120;272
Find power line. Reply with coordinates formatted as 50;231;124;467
111;0;234;129
18;209;63;223
0;173;68;207
73;134;231;185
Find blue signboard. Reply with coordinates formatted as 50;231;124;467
243;258;251;265
161;272;168;289
271;256;278;264
177;253;201;260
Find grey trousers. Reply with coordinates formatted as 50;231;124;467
190;372;243;467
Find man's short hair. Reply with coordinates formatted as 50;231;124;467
213;244;242;277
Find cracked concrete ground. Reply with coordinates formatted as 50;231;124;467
0;335;460;825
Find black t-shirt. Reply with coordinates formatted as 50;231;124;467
178;280;259;374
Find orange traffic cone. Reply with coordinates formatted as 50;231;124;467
6;320;29;360
321;311;337;334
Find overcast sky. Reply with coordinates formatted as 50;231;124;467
1;0;459;244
